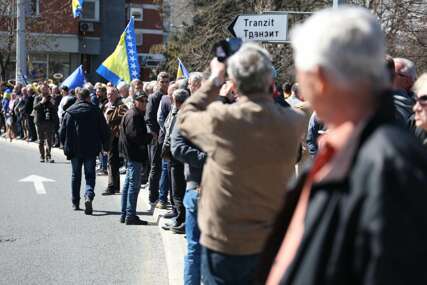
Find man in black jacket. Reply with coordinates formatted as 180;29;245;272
33;83;58;163
60;88;111;215
145;71;170;205
262;7;427;285
119;92;152;225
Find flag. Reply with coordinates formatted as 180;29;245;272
72;0;84;18
96;17;140;85
61;65;86;89
176;58;190;79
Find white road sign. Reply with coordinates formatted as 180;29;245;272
228;13;288;43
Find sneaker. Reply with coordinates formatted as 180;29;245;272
72;204;80;211
161;220;178;231
101;189;115;196
171;223;185;234
119;167;127;175
84;199;93;215
47;158;55;163
40;157;45;163
125;216;148;225
163;210;177;219
156;201;168;209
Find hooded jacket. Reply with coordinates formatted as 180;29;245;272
60;100;111;160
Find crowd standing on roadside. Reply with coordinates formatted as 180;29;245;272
1;6;427;285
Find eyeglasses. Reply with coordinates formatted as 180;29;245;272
415;95;427;106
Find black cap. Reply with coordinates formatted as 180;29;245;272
134;91;148;102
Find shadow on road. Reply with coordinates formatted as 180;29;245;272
91;210;153;217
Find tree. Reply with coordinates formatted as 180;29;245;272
0;0;71;81
155;0;427;83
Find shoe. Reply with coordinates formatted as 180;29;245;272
120;216;125;223
47;158;54;163
72;204;80;211
161;220;178;231
125;216;148;225
84;199;93;215
119;167;127;175
163;210;177;219
171;223;185;234
40;157;45;163
101;189;115;196
156;201;168;209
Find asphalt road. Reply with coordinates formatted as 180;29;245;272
0;139;171;285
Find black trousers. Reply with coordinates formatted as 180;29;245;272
170;159;186;225
140;148;151;185
28;116;37;141
107;138;120;192
148;139;162;203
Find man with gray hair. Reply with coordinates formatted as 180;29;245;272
188;72;204;94
261;7;427;285
394;57;417;95
178;43;305;283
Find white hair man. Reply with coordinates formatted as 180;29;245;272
188;72;204;94
177;42;305;284
394;57;417;94
262;7;427;285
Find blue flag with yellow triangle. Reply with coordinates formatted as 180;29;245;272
61;65;86;89
96;17;140;85
72;0;84;18
177;58;190;80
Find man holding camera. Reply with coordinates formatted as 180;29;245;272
178;43;306;284
33;83;58;163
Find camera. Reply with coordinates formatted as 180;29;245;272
212;38;243;62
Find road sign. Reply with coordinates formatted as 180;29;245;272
228;13;288;43
19;175;55;195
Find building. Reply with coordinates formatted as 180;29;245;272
0;0;164;82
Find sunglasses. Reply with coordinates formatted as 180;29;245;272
415;95;427;106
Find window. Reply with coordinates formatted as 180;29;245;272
136;32;143;46
130;7;143;21
27;0;40;16
81;0;100;22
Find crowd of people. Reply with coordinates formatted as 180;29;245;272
1;6;427;285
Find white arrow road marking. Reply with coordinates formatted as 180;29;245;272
19;175;55;195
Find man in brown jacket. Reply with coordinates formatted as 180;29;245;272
177;43;306;284
102;86;128;195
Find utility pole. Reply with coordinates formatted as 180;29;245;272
16;0;27;84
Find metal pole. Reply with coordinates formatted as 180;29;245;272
16;0;27;84
333;0;339;8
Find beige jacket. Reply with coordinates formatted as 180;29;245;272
178;81;306;255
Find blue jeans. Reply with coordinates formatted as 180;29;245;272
158;159;170;204
71;157;96;204
121;160;143;219
184;188;200;285
201;247;260;285
99;152;108;171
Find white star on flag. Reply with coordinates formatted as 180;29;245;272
127;42;134;48
132;70;138;77
126;34;133;41
128;49;135;56
130;63;137;69
129;56;136;62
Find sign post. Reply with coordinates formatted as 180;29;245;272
228;14;288;43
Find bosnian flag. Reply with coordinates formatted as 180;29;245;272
72;0;84;18
96;17;141;85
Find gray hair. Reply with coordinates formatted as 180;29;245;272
157;71;169;81
394;58;417;82
189;72;203;85
413;73;427;95
117;81;130;91
176;78;188;90
290;7;387;91
84;82;94;92
227;42;273;95
173;88;190;104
